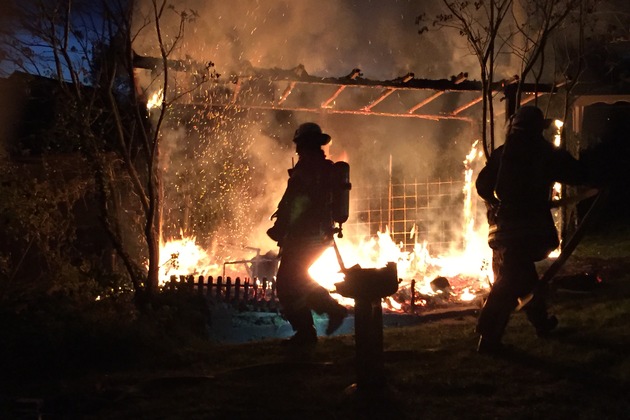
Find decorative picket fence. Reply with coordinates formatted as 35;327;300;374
163;274;280;312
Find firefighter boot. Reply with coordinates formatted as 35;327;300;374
282;326;318;348
476;298;513;355
282;307;318;348
534;315;559;337
325;304;348;335
524;292;558;337
307;288;348;335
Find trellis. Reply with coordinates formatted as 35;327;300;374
345;178;466;254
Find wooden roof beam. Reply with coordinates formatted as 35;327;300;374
452;95;483;115
361;72;414;111
407;91;445;113
195;102;472;122
362;88;396;111
277;81;296;105
321;85;348;108
321;68;362;108
230;77;242;104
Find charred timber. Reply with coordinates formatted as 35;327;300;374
133;52;213;75
132;53;555;94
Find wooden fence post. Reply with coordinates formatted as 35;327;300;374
262;277;268;300
243;278;250;304
225;277;232;302
253;278;259;301
216;276;223;301
206;276;214;300
197;276;205;296
234;277;241;303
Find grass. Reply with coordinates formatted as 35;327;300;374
1;221;629;419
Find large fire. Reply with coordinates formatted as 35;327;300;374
157;141;494;311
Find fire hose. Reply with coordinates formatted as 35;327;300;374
516;187;609;311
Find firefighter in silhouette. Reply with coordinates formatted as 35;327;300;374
475;106;589;354
267;122;348;347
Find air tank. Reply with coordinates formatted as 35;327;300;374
332;161;351;224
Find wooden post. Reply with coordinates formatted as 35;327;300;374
243;278;250;304
253;278;259;301
262;277;268;300
225;277;232;302
354;297;386;392
234;277;241;304
206;276;213;299
197;275;205;296
216;276;223;301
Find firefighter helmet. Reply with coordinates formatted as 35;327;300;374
510;106;553;133
293;122;331;146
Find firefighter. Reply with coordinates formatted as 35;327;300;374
475;106;589;354
267;122;348;347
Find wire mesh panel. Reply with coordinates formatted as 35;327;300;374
344;178;466;254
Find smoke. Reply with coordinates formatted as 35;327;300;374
133;0;476;80
133;0;484;260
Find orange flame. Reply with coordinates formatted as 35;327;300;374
146;88;164;110
157;236;221;284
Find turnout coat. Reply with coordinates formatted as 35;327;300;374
476;130;587;261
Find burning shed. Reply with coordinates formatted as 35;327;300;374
132;54;568;314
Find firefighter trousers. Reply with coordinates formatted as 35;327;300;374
476;247;551;343
276;238;344;334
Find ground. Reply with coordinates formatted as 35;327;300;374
1;222;629;419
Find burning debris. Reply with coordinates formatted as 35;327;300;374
430;276;452;295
